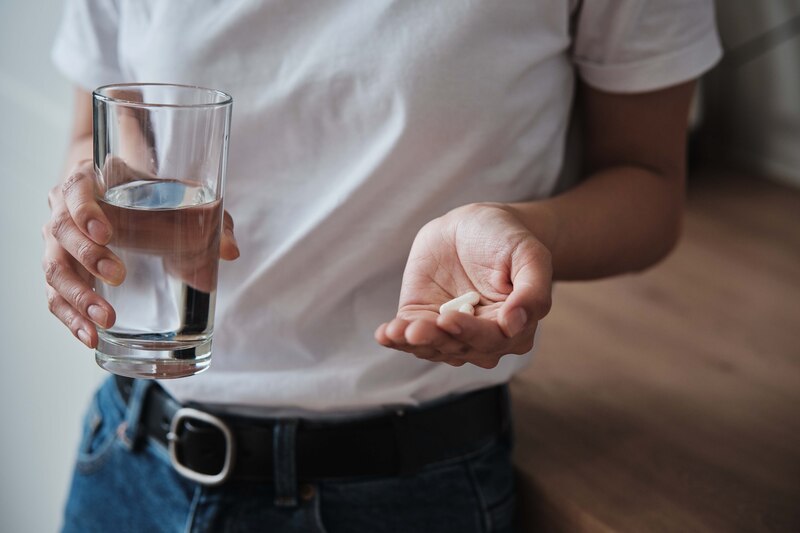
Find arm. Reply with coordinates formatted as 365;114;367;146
376;80;696;367
509;80;694;280
63;90;94;176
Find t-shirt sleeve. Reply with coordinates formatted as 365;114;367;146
51;0;124;90
572;0;722;93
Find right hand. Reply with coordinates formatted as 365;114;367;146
43;159;124;349
42;159;240;349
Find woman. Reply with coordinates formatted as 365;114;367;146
44;0;721;531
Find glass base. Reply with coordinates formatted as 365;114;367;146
95;336;212;379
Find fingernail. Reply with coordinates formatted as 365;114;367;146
77;329;92;347
504;308;527;337
87;305;109;327
97;258;124;283
87;219;110;243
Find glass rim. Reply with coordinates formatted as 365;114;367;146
93;83;233;109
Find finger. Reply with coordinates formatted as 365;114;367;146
436;312;509;353
376;321;418;354
422;352;468;364
499;240;552;338
49;210;125;285
376;324;438;359
465;356;503;370
220;211;240;260
384;318;411;345
42;244;116;329
45;286;97;348
421;353;467;367
406;346;442;360
375;322;392;346
404;319;468;354
506;327;537;355
377;321;467;363
164;256;218;293
61;162;112;245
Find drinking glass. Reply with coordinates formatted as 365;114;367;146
92;83;232;379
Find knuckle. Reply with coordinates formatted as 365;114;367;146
71;199;94;222
67;285;90;311
75;240;98;265
46;291;59;313
49;210;72;239
62;309;77;329
44;259;64;284
61;171;87;197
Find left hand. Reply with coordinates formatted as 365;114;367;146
375;203;553;368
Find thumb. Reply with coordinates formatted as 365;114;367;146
499;239;552;338
220;210;240;261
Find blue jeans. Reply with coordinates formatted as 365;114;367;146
62;377;517;532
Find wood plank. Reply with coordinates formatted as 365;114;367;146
511;168;800;532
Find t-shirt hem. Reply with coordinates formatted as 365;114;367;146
575;30;723;94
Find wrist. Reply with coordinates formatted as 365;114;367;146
447;200;560;254
502;200;560;255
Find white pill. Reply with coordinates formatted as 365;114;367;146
439;291;480;314
458;303;474;315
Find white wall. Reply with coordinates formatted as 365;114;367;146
0;2;105;531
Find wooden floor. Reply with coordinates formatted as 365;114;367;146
510;167;800;532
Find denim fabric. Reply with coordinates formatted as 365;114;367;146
62;377;516;533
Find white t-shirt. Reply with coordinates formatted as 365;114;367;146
53;0;721;416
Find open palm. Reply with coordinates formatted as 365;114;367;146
375;203;553;368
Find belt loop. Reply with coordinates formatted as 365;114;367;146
120;379;154;451
273;419;299;507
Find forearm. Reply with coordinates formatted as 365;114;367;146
61;89;94;177
507;164;684;281
63;135;93;175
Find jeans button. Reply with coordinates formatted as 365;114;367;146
299;483;316;501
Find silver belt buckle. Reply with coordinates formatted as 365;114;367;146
167;407;235;486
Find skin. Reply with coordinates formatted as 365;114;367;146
375;80;696;368
45;80;695;365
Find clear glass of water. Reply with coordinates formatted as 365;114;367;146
92;83;232;379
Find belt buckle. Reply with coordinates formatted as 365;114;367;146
168;407;236;486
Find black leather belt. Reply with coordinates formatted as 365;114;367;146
115;376;509;486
